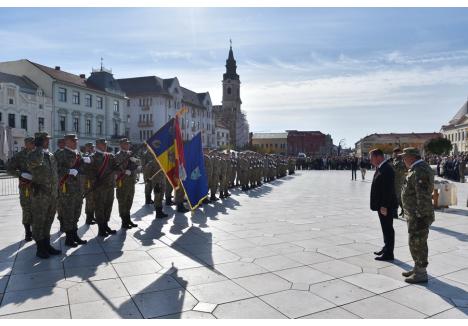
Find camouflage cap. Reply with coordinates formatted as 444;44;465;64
34;132;51;139
64;134;78;141
393;147;402;153
24;137;34;144
399;147;421;157
119;138;130;145
84;142;94;147
96;138;107;145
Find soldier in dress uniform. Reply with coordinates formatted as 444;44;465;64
392;147;407;218
6;137;35;241
55;134;89;247
115;138;140;229
87;138;119;237
83;142;96;225
27;132;62;259
400;147;435;283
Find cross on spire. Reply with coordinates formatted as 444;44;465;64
100;57;103;71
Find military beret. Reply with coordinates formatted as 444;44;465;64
96;138;107;145
119;138;130;144
24;137;34;144
399;147;421;157
64;134;78;141
34;132;51;139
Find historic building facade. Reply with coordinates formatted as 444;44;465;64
355;132;441;157
0;72;53;154
118;76;215;148
251;132;288;154
441;100;468;154
286;130;333;157
213;44;249;149
0;59;127;152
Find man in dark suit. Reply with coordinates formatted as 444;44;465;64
369;149;398;261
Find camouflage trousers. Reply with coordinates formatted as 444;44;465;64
165;181;173;201
19;186;32;225
57;191;83;232
221;175;228;192
84;180;95;216
116;181;135;218
175;186;185;204
209;177;218;196
144;178;152;201
408;227;430;268
151;178;165;209
93;186;114;224
31;191;57;241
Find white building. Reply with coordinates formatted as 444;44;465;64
0;60;127;152
215;120;230;148
441;100;468;154
118;76;215;148
0;72;53;154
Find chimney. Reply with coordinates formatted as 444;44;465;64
55;66;61;71
80;74;86;79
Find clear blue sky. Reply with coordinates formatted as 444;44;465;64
1;8;468;146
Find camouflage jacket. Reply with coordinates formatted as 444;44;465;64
401;160;435;231
393;157;407;187
27;148;58;196
6;149;31;179
141;150;164;186
204;155;213;179
114;150;139;187
87;150;118;189
55;147;83;194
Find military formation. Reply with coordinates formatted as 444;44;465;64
6;133;297;259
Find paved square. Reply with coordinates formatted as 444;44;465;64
0;170;467;318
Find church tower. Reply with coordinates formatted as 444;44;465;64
222;41;242;112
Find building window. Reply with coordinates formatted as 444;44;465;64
113;100;119;113
8;113;15;128
38;117;44;131
97;96;103;109
21;115;27;130
9;98;14;105
97;121;103;135
140;130;143;141
59;116;66;131
114;121;119;136
72;91;80;105
85;94;92;107
58;87;67;102
227;87;231;95
73;117;79;132
85;119;91;135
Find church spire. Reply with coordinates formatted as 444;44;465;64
224;39;239;81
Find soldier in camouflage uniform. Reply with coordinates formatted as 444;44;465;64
229;153;237;188
53;138;65;231
141;148;168;218
203;152;213;204
87;138;119;237
27;132;61;259
221;153;231;198
55;134;89;247
115;138;140;229
400;147;435;283
392;147;407;218
6;137;35;241
210;153;220;201
165;180;175;206
83;142;96;225
239;153;249;191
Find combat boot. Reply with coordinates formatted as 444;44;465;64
202;198;210;205
165;198;176;206
73;229;88;245
46;238;62;255
128;217;138;228
177;204;189;213
85;213;96;225
210;195;219;201
65;231;78;247
105;223;117;235
24;224;32;242
121;216;132;229
405;267;428;283
98;223;109;237
402;268;415;277
145;194;154;205
156;207;168;219
219;192;225;199
226;191;231;197
35;240;50;259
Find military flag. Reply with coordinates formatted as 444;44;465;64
180;132;209;210
145;118;180;189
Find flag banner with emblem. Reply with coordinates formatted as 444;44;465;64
180;132;208;210
145;118;180;189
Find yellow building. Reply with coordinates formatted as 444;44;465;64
251;132;287;154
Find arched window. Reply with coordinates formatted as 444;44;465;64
227;87;231;95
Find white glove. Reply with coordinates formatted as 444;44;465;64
20;172;32;180
69;169;79;177
129;157;138;163
125;170;132;176
82;157;91;164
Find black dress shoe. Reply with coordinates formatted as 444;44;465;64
374;249;384;256
375;255;394;261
